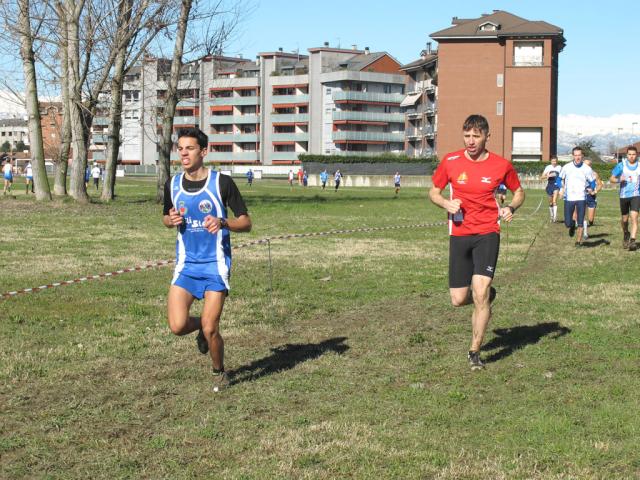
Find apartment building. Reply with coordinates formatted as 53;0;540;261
0;118;29;151
400;43;438;158
430;10;565;161
91;45;406;165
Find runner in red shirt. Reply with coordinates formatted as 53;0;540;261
429;114;525;370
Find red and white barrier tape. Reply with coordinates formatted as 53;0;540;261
1;221;446;300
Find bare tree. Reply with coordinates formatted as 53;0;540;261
156;0;244;203
101;0;169;201
17;0;52;200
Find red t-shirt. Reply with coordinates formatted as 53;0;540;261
431;149;521;236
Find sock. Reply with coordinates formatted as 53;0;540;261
553;205;557;219
583;220;588;236
212;367;225;374
549;206;553;218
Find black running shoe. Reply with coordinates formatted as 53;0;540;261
196;329;209;355
628;239;637;251
623;232;631;249
468;351;485;370
569;224;576;237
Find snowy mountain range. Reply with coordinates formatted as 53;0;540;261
557;114;640;154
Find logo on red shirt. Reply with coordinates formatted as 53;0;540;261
456;172;468;184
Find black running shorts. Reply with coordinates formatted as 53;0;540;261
619;196;640;215
449;232;500;288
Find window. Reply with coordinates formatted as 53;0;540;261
496;101;503;116
326;88;331;95
512;128;542;155
123;90;139;102
514;42;543;66
497;74;504;88
383;85;392;93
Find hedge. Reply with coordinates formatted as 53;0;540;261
298;154;439;165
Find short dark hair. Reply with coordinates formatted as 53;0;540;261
177;127;208;150
462;114;490;135
572;146;583;154
627;146;638;154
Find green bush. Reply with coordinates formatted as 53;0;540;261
298;153;439;165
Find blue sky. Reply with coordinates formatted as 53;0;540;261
230;0;639;117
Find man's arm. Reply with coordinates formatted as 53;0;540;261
499;187;525;222
204;214;252;234
163;208;183;228
428;186;461;214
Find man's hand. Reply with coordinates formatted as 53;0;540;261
166;207;184;227
500;207;514;222
443;198;462;215
203;215;224;234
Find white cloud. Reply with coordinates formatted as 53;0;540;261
559;113;640;136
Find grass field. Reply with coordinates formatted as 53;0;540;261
1;178;639;479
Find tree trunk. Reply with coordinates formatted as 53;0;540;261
102;0;132;202
54;8;71;196
156;0;193;203
18;0;51;200
66;0;89;202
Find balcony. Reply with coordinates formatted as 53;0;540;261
406;127;435;140
404;102;437;118
209;114;260;125
210;96;260;106
271;113;309;123
92;133;108;143
92;151;106;160
272;132;309;142
177;98;200;108
93;117;109;125
332;91;405;104
332;131;405;143
271;94;309;104
173;116;197;125
208;152;259;162
332;111;405;123
271;152;300;161
208;133;259;143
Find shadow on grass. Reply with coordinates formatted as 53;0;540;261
586;233;609;239
482;322;570;363
229;336;349;385
580;239;611;248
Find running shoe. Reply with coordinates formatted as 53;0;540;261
628;239;638;252
196;329;209;355
212;371;230;392
575;241;584;247
569;224;576;237
623;232;631;249
468;351;485;370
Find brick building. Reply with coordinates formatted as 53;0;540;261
430;10;565;161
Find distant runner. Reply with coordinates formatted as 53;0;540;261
610;146;640;251
541;155;562;222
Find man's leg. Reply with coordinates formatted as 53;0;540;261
552;191;558;222
167;285;200;335
469;274;493;352
628;210;639;250
201;290;226;372
575;201;586;243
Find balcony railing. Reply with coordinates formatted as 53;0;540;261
332;91;405;104
332;131;405;142
271;94;309;104
405;127;435;139
270;113;309;123
208;133;259;143
92;133;108;143
271;152;300;161
332;111;405;123
93;117;109;125
173;116;197;125
272;132;309;142
210;96;260;106
209;115;260;125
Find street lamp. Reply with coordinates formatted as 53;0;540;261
616;127;623;162
632;122;638;141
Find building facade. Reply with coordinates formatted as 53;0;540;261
400;43;438;158
91;46;406;165
430;10;564;161
0;118;29;152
